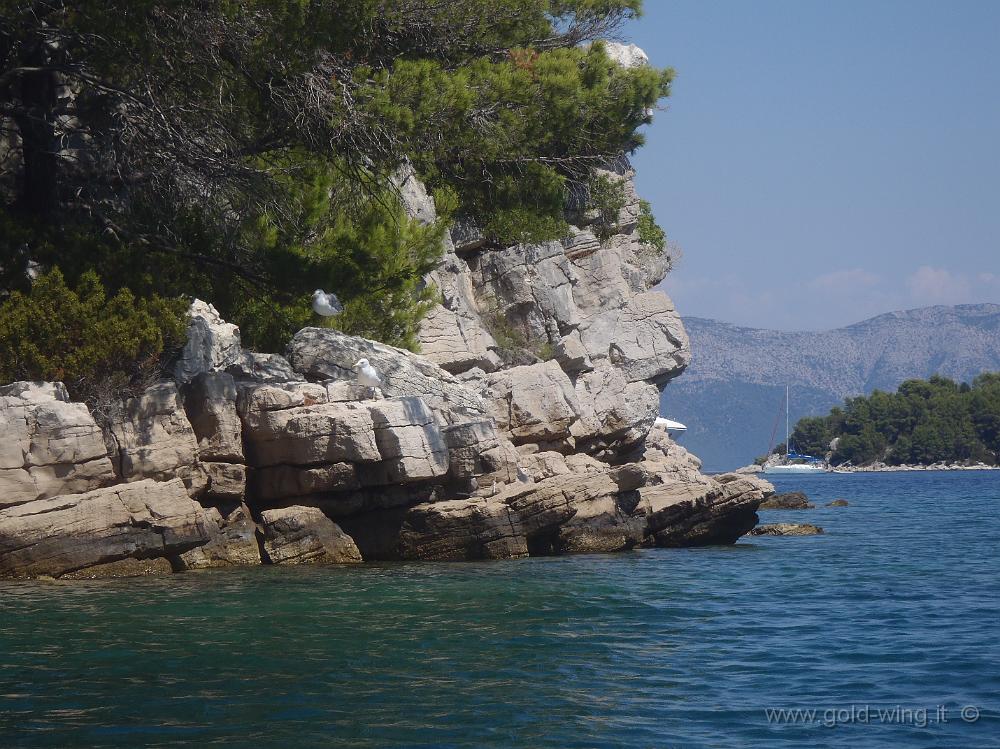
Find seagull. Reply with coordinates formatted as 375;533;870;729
354;358;383;398
312;289;343;317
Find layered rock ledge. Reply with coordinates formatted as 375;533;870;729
0;163;774;578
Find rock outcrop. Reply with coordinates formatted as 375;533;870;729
0;479;211;577
749;523;825;537
260;506;362;565
759;492;815;510
0;148;775;579
0;382;114;508
173;299;242;384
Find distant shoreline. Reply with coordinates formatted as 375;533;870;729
726;464;999;476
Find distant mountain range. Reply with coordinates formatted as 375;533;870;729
661;304;1000;472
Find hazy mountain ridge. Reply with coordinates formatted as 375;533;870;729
662;304;1000;471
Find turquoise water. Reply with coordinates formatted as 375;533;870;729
2;471;999;748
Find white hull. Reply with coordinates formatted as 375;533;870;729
763;464;827;475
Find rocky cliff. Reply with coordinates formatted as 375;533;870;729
0;162;773;579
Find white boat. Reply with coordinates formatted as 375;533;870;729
654;416;687;432
762;385;827;475
763;463;826;475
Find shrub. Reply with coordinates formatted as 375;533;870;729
0;268;187;407
637;199;666;252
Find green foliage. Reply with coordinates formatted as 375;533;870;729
788;416;834;457
637;199;666;251
0;269;187;404
791;375;1000;466
1;0;670;371
588;173;628;240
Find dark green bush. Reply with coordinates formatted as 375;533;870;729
0;268;187;404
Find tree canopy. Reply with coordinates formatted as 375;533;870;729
787;374;1000;466
0;0;671;357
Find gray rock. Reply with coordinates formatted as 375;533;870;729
109;381;205;495
227;352;297;383
243;400;381;468
0;381;114;508
202;462;246;501
260;506;362;564
173;299;242;384
639;475;772;547
361;397;450;484
441;420;504;479
58;557;175;579
600;41;650;69
571;361;659;456
0;479;212;578
250;462;359;502
286;327;487;421
760;492;815;510
479;361;580;445
749;523;825;537
177;505;261;569
183;372;243;463
398;498;528;561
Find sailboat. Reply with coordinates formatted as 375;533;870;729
763;386;827;475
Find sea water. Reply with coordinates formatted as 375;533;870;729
1;471;998;748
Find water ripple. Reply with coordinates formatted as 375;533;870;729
1;472;999;747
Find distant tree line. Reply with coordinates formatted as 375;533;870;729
787;374;1000;466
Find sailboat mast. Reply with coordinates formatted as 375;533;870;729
785;385;789;457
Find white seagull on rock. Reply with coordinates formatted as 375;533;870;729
354;358;383;398
312;289;343;317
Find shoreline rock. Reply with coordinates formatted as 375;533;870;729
759;492;815;510
0;164;778;579
749;523;824;537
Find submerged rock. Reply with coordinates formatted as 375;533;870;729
826;499;850;507
759;492;815;510
749;523;825;537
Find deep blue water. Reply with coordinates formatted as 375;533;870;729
1;471;999;748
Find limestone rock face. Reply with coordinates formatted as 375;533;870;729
227;352;298;383
173;299;242;384
244;400;381;468
406;161;690;456
478;361;580;445
202;462;247;501
0;381;114;508
601;41;650;69
177;505;261;569
286;328;487;422
260;506;362;564
640;475;773;547
571;362;659;455
109;382;205;495
183;372;243;463
0;479;212;578
398;498;528;561
362;397;450;484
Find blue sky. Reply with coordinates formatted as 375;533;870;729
625;0;1000;330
